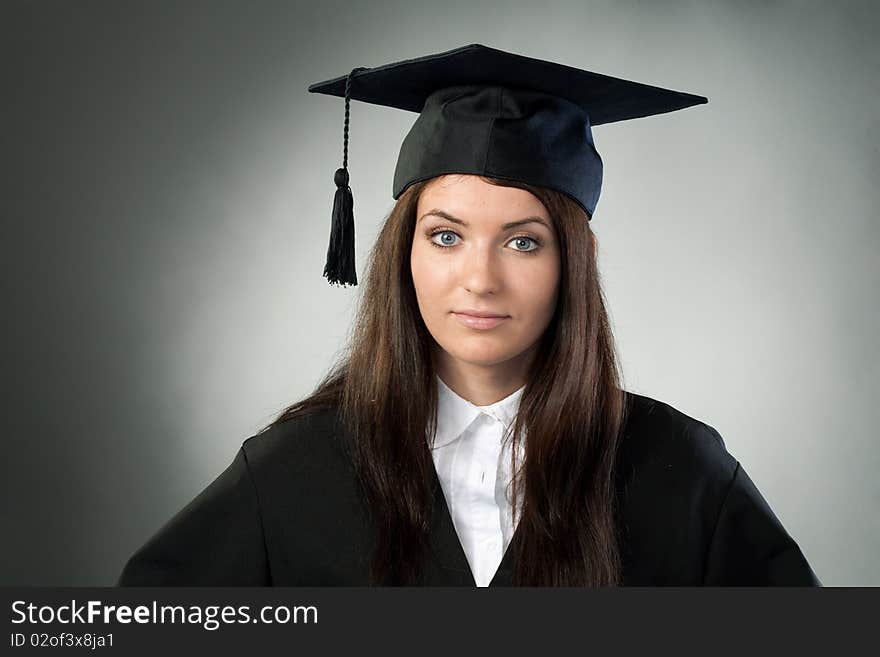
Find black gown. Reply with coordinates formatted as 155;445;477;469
116;391;821;586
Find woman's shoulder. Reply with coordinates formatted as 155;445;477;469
240;404;351;478
619;390;738;485
618;391;820;585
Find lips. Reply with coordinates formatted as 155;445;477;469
453;309;508;318
452;312;509;330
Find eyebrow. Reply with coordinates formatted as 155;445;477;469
418;209;551;231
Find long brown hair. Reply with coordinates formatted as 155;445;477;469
261;175;629;586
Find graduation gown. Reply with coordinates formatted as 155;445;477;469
117;392;821;586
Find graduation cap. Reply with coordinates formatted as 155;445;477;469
309;43;708;287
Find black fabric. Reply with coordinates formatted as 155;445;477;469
117;392;820;587
391;85;605;217
308;43;708;217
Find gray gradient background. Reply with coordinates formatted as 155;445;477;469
3;0;877;586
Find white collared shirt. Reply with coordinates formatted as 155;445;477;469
427;374;526;586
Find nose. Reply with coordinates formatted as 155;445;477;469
459;243;502;295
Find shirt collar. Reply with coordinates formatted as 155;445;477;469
430;374;526;449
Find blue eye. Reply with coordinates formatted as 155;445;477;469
508;236;539;252
432;230;459;247
428;230;542;254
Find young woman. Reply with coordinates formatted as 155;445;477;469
117;44;820;587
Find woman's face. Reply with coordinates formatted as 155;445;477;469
411;174;561;373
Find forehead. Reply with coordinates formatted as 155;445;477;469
417;174;550;220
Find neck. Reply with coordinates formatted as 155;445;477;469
434;344;535;406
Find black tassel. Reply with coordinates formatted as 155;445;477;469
323;67;366;287
323;167;357;286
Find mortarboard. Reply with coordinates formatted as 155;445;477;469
309;43;708;287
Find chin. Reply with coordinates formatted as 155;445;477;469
444;346;516;367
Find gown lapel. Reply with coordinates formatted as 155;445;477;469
425;454;518;586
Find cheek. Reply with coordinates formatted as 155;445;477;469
511;260;560;315
411;244;445;309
